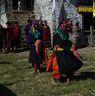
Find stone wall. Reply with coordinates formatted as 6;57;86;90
8;11;34;25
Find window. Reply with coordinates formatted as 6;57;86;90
23;0;34;10
76;0;93;6
12;0;34;11
13;0;19;10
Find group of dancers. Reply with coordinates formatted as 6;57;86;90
28;18;83;83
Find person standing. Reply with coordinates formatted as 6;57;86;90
5;22;14;53
38;20;44;41
24;19;32;50
13;22;21;52
43;20;51;47
42;20;51;64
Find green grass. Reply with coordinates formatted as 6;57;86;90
0;47;95;96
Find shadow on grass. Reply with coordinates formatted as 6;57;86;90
59;72;95;83
3;48;29;54
0;61;12;64
74;72;95;81
40;67;46;73
13;46;52;53
40;64;47;73
15;48;29;53
0;84;17;96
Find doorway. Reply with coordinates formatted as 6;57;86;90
82;12;93;45
83;12;93;30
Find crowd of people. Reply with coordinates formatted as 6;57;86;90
27;18;83;83
24;18;51;72
0;22;21;53
0;18;51;53
24;19;51;50
0;17;83;83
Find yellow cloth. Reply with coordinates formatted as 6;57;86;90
32;26;35;32
53;47;64;52
76;6;93;12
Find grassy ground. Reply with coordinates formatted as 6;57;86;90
0;47;95;96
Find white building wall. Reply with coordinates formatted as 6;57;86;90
0;2;7;28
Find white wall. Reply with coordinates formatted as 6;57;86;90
0;2;7;28
34;0;82;44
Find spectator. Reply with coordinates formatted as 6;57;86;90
13;21;21;52
5;22;14;53
24;19;32;49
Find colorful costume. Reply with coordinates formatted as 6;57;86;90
28;28;43;72
46;27;83;80
71;46;81;60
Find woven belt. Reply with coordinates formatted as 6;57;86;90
54;47;64;51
